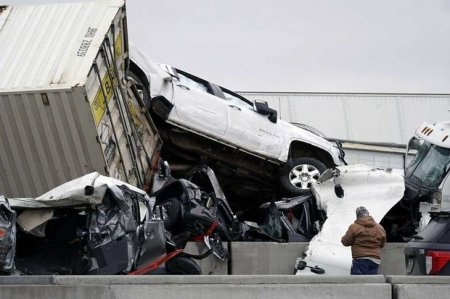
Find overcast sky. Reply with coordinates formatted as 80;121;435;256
6;0;450;93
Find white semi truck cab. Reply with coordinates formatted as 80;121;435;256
404;121;450;212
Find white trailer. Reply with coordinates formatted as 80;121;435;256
0;0;161;197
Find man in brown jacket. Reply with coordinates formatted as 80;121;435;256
341;206;386;275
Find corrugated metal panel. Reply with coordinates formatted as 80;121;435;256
344;149;404;169
0;0;161;198
0;89;105;197
87;50;161;187
240;92;450;145
0;0;124;92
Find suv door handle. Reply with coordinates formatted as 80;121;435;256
228;104;241;111
176;84;190;90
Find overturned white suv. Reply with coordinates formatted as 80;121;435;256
129;51;345;198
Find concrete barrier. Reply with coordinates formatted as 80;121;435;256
0;242;427;299
184;242;228;274
387;276;450;299
381;243;406;275
230;242;406;275
0;275;391;299
2;275;450;299
230;242;308;274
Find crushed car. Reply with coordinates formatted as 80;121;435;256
151;163;325;245
128;47;346;211
295;164;405;275
149;162;409;276
0;173;201;275
293;120;450;275
151;165;234;261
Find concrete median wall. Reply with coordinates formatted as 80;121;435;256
387;276;450;299
0;275;448;299
228;242;406;275
2;243;441;299
0;275;390;299
381;243;407;275
184;242;228;275
230;242;308;274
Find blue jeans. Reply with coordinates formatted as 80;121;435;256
351;259;379;275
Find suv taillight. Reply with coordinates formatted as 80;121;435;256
426;250;450;275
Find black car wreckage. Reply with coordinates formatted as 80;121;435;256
0;165;326;275
0;173;201;275
152;165;325;246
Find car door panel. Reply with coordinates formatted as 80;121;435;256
223;91;281;158
169;76;228;137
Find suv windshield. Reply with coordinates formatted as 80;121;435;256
405;140;450;189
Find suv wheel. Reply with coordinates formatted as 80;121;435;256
165;256;202;275
279;158;327;196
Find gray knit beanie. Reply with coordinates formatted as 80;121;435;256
356;206;369;218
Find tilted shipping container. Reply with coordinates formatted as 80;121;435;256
0;0;161;197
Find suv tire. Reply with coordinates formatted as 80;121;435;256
279;157;327;196
165;256;202;275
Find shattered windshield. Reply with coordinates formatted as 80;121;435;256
405;141;450;189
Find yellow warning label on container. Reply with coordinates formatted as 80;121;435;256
115;31;122;58
91;32;123;127
91;72;114;127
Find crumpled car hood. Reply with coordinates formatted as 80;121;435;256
9;172;152;209
3;172;165;275
9;172;154;232
296;164;405;275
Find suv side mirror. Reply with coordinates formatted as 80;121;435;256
254;100;277;123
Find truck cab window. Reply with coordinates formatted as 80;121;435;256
221;88;253;110
176;71;212;94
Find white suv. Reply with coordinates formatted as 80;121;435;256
128;54;345;197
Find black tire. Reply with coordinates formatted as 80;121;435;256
165;256;202;275
279;157;327;196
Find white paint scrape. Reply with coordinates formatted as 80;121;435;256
296;164;404;275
